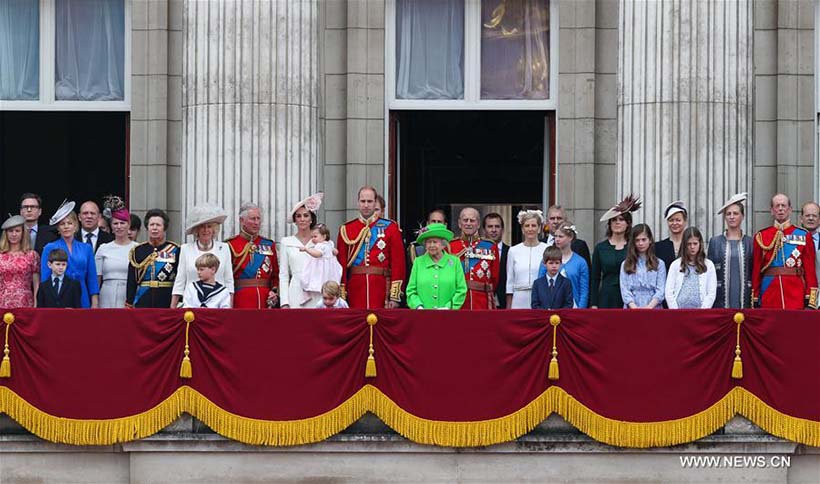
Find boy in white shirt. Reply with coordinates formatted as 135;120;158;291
183;253;232;308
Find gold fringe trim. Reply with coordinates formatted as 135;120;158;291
0;385;816;448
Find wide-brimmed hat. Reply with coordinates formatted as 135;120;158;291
288;192;323;222
600;194;642;222
717;192;747;215
49;200;76;226
415;223;454;244
1;215;25;230
185;203;228;235
664;200;687;220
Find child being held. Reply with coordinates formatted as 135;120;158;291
183;253;232;308
531;246;574;310
315;280;349;309
300;223;343;302
36;248;82;308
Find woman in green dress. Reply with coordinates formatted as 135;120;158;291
406;223;467;310
590;195;641;308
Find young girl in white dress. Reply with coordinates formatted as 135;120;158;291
300;224;343;302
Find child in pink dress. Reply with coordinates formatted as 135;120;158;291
300;224;343;302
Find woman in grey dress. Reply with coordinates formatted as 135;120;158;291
706;193;753;309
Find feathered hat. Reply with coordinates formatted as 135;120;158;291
103;195;130;222
288;192;324;222
600;194;642;222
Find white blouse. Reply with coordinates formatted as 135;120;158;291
506;242;548;309
278;234;322;308
95;241;138;281
172;241;234;296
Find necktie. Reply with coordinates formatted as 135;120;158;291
85;233;93;245
549;278;554;289
54;277;60;294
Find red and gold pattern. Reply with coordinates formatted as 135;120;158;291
337;217;406;309
448;235;500;310
752;222;818;309
227;232;279;309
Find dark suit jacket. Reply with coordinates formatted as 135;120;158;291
75;230;115;252
33;224;59;255
495;243;510;308
36;276;82;308
531;274;574;309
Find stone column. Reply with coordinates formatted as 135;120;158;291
182;0;319;240
618;0;753;236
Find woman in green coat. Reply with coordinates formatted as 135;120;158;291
591;195;641;308
406;223;467;309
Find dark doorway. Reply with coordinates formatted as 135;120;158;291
0;111;128;223
395;110;552;245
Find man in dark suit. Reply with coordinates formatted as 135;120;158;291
18;192;58;255
36;249;82;308
542;205;591;269
483;212;510;308
531;247;574;309
75;200;114;252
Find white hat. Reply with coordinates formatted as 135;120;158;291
185;203;228;235
49;200;76;226
288;192;324;222
664;200;687;220
1;215;25;230
717;192;748;215
600;194;642;222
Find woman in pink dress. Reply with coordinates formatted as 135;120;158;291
0;215;40;308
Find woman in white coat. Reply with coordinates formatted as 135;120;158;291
170;204;234;308
279;193;324;308
665;227;717;309
505;209;548;309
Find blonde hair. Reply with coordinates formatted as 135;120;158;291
0;225;32;254
57;211;79;230
321;280;342;298
195;253;220;270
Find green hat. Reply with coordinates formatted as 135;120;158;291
415;223;454;244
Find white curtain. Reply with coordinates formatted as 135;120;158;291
55;0;124;101
481;0;550;99
396;0;464;100
0;0;39;100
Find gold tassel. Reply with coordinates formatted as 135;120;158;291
180;311;195;379
0;313;14;378
365;313;378;378
548;314;560;381
731;312;744;380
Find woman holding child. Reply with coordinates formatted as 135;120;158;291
0;215;40;308
279;193;325;308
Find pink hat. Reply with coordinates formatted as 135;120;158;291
103;195;130;222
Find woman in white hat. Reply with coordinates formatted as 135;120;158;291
170;204;233;308
279;193;324;308
0;215;40;308
706;193;753;308
655;200;688;272
40;201;99;308
505;209;548;309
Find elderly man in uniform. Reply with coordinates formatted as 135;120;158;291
337;186;406;309
752;194;818;309
226;202;279;308
126;209;179;308
447;207;499;310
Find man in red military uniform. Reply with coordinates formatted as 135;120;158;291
752;194;818;309
226;202;279;308
337;186;406;309
447;207;500;310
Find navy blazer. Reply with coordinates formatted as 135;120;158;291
531;274;574;310
36;275;82;308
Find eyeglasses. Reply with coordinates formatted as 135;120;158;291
20;205;40;210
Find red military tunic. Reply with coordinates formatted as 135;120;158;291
227;232;279;309
447;235;500;310
752;222;818;309
337;216;406;309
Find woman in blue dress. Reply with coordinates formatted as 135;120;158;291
41;201;99;308
538;222;589;307
619;223;666;309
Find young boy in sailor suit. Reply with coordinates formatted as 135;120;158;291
182;253;232;308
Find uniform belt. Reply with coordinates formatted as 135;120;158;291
235;279;272;288
350;267;391;276
467;281;493;292
764;267;804;277
139;281;174;288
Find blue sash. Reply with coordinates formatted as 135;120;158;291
352;219;391;267
239;239;274;280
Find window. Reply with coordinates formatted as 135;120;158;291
388;0;556;109
0;0;130;110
